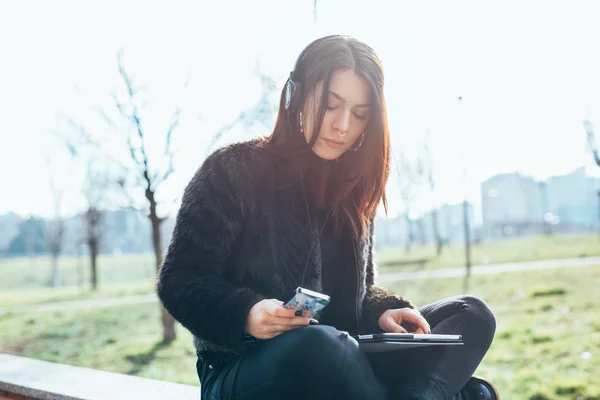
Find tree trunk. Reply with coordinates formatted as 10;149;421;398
404;212;414;253
415;219;425;246
597;191;600;234
148;192;176;342
50;254;60;288
431;208;442;256
90;241;98;291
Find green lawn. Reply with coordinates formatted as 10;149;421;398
0;280;155;308
0;252;156;291
1;265;599;399
0;233;599;309
377;233;600;272
386;265;600;400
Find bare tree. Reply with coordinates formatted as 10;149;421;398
83;160;110;291
583;119;600;167
206;63;277;154
111;51;180;342
44;174;65;288
418;128;443;255
395;153;418;253
64;51;183;342
583;119;600;232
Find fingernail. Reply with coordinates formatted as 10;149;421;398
295;310;303;316
309;319;319;325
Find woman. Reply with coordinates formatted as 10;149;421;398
158;35;498;400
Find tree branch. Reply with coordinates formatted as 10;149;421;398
116;177;145;213
584;119;600;167
164;107;181;156
116;53;153;190
207;63;276;154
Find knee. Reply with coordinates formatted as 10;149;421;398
281;325;360;369
290;325;357;353
458;295;497;339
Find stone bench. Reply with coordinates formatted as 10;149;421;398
0;354;200;400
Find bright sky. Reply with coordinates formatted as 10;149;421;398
1;0;600;220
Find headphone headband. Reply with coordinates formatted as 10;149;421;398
285;35;340;111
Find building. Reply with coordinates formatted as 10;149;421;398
373;201;475;250
481;172;545;238
481;168;600;238
545;167;600;232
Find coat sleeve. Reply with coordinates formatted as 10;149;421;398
157;147;265;353
361;222;416;333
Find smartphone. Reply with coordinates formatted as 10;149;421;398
283;287;330;318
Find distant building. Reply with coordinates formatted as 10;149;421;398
374;201;475;249
545;167;600;232
481;172;545;238
437;202;476;244
0;213;21;254
481;168;600;238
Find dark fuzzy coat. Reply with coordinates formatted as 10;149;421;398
157;140;414;361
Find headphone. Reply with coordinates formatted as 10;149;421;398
284;51;305;112
284;35;340;113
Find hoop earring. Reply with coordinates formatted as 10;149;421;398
350;133;364;151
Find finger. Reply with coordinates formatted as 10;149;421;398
264;324;308;339
266;324;301;333
271;306;300;318
268;299;286;309
382;318;408;333
269;316;312;326
404;310;431;334
413;327;425;334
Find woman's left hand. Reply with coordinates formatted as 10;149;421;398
377;307;431;334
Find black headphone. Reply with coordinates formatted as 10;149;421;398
283;52;304;112
284;35;340;113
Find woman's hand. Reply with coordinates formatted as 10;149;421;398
245;299;314;339
378;307;431;334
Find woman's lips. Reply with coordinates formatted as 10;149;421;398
324;139;344;149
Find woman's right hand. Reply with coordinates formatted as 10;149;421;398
245;299;314;339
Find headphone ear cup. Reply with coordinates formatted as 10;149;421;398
284;79;296;110
285;79;302;112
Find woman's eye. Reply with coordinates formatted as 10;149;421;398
325;105;336;111
354;112;368;121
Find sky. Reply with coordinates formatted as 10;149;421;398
1;0;600;221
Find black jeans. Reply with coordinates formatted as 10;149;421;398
197;295;496;400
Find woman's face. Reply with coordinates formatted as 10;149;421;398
303;68;371;160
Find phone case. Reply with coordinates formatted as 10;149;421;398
283;287;330;318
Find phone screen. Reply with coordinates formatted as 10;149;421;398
283;290;329;318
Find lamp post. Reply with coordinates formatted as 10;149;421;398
457;95;472;291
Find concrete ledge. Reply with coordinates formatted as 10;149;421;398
0;354;199;400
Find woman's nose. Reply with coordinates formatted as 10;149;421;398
334;111;351;136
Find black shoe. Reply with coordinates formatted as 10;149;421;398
455;376;500;400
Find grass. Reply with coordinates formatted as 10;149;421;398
377;232;600;271
1;265;599;399
0;233;598;309
0;303;199;385
0;280;155;308
0;253;157;307
0;252;156;291
386;265;600;400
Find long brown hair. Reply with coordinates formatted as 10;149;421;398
260;35;390;239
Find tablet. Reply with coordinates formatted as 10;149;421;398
353;333;463;353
